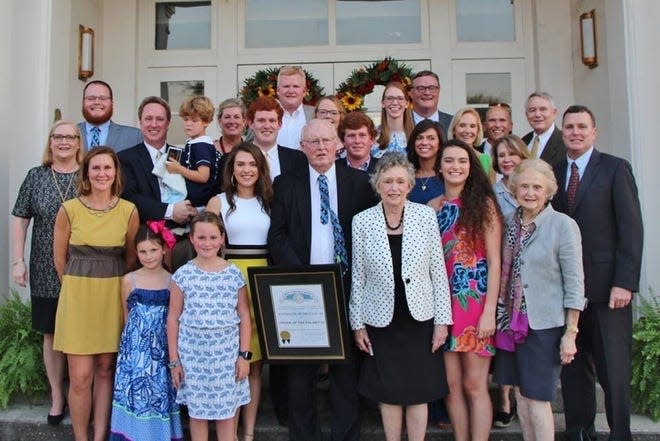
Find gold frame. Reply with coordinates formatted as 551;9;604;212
580;10;598;68
78;25;94;81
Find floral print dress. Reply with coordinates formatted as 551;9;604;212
436;197;495;357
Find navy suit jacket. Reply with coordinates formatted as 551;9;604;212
118;142;184;225
78;121;143;152
552;149;643;303
268;164;378;296
522;126;566;168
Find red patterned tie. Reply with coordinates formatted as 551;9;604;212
567;161;580;212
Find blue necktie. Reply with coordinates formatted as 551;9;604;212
318;174;349;274
90;126;101;148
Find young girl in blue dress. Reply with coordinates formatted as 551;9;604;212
109;221;183;441
167;211;251;441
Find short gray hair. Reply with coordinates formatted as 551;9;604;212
370;152;416;192
509;158;559;199
525;92;556;111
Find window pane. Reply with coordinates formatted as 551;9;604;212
245;0;328;48
155;2;212;50
465;73;511;105
336;0;421;45
456;0;515;42
160;80;205;145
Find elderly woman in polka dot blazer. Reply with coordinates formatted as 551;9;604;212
350;152;453;441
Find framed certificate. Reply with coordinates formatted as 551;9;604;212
247;264;351;363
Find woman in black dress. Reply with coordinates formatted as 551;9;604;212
350;152;452;441
11;120;83;425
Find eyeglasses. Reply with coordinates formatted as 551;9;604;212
302;137;336;148
412;85;440;94
84;95;112;102
383;96;407;103
51;134;80;142
489;102;511;110
316;109;340;117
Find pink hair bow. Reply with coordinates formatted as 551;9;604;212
147;220;177;250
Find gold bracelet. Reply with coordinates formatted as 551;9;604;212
565;325;579;334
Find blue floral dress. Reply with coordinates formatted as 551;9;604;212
110;279;183;441
436;197;495;357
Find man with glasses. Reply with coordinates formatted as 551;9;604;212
521;91;566;167
268;119;377;441
78;80;142;152
409;70;453;136
480;103;514;155
275;66;316;149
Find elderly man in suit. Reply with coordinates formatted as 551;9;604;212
337;111;379;173
275;66;315;149
553;105;643;441
409;70;453;136
78;80;142;152
521;92;566;167
118;96;197;268
268;119;377;441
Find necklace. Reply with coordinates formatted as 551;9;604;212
382;205;404;230
80;196;119;217
418;174;433;191
51;167;77;203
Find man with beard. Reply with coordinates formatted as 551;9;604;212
78;80;142;152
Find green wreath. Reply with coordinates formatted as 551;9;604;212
335;57;414;112
239;67;325;110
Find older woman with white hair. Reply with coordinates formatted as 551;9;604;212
493;159;586;441
350;152;452;441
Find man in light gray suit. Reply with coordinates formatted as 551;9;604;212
78;80;142;152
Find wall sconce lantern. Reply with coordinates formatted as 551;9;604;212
580;10;598;68
78;25;94;81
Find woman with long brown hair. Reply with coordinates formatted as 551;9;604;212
373;81;415;158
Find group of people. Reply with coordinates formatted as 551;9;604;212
10;66;643;441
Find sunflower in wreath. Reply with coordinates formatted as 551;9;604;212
240;67;324;110
335;57;413;112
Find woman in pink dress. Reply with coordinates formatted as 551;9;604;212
428;139;502;441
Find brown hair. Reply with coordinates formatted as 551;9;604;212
78;146;123;197
138;96;171;121
491;135;530;174
179;95;215;123
42;120;84;167
314;96;347;123
338;111;377;141
190;211;226;237
377;81;414;149
247;96;284;123
222;142;273;215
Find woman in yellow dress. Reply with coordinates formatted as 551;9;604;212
53;146;139;441
206;141;273;441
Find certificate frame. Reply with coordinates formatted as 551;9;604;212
247;264;351;363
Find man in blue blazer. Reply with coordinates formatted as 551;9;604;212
78;80;142;152
268;119;377;441
553;105;643;441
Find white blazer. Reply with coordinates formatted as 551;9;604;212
350;201;452;329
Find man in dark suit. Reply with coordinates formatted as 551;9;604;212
337;111;379;174
409;70;453;136
553;105;643;441
268;119;377;441
118;96;196;267
522;92;566;167
78;80;142;152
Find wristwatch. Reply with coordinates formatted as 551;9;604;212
238;350;253;361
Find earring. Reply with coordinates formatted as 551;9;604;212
231;174;237;187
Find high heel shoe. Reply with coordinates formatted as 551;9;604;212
47;400;67;426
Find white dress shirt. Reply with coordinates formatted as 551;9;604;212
261;144;281;180
528;125;556;158
564;146;594;189
145;142;175;219
308;164;338;265
276;103;306;150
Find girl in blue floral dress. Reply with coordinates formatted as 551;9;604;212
110;222;183;441
167;212;251;441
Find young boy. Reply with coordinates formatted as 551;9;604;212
166;95;216;207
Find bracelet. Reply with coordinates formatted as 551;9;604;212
168;359;181;369
565;325;579;334
12;258;24;266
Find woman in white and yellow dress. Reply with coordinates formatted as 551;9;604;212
206;141;273;441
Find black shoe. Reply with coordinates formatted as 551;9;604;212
493;406;516;428
47;401;67;426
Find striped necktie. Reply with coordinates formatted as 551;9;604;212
90;126;101;148
318;174;349;274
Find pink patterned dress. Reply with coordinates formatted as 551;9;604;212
435;197;495;357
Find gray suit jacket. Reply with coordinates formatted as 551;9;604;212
504;204;585;330
78;120;143;152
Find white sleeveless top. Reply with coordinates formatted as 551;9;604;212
218;193;270;246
